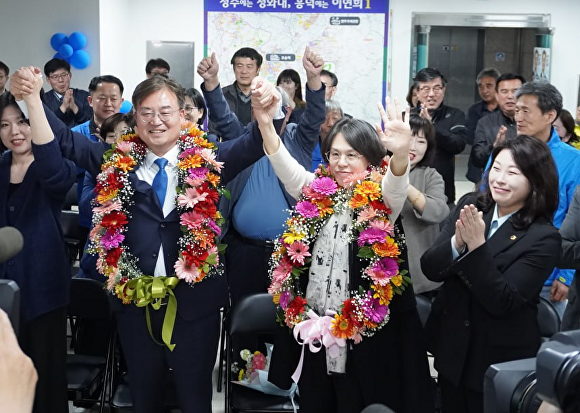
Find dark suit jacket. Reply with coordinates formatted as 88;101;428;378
420;194;561;391
42;88;93;128
43;98;269;320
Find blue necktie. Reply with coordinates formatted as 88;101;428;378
152;158;168;207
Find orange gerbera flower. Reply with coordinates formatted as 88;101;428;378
178;154;203;170
315;197;334;217
354;181;381;201
115;156;137;172
96;187;119;204
372;237;400;257
331;313;356;339
206;172;220;187
349;193;368;209
372;283;393;305
193;135;213;148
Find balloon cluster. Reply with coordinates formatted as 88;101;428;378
50;32;91;69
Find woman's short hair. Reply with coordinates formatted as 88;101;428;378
321;118;386;167
276;69;305;108
477;135;559;228
184;88;207;126
99;113;135;139
0;93;27;152
406;81;419;108
409;115;436;168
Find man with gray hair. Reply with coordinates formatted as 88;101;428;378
514;81;580;317
311;99;344;171
465;68;501;182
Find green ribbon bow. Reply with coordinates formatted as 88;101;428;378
121;276;180;351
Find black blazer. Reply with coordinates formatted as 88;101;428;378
420;196;561;391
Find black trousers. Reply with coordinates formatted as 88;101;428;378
19;306;68;413
438;375;484;413
115;306;220;413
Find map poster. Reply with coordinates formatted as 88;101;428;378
204;0;389;122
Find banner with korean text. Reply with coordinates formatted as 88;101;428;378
205;0;389;122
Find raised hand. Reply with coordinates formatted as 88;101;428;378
303;46;324;90
22;67;44;105
197;52;220;91
9;66;36;100
494;125;507;147
251;76;280;126
376;97;412;157
456;204;486;251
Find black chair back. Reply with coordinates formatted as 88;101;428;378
538;296;561;340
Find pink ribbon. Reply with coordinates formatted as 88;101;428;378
291;309;346;383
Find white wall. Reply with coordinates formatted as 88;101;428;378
99;0;206;103
389;0;580;111
1;0;100;91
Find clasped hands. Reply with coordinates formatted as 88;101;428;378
454;204;486;253
10;66;44;103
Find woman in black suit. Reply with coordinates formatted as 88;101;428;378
421;135;562;413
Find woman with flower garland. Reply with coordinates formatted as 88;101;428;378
252;92;434;413
421;135;561;413
0;88;75;411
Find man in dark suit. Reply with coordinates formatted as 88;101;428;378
12;66;281;413
41;58;92;128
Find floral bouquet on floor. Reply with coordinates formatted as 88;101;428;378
231;343;299;400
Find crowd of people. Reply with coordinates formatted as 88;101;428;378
1;45;580;413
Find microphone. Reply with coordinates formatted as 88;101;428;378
0;227;24;263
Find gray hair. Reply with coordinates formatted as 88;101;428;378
325;99;343;116
516;82;563;117
476;68;501;84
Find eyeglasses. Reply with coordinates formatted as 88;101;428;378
325;150;364;164
49;72;70;81
137;109;180;123
184;106;198;114
419;85;443;94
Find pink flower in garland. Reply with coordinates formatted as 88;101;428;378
279;291;291;309
206;218;222;236
357;227;387;247
361;291;389;323
174;257;201;283
200;148;224;172
179;147;199;159
310;177;338;196
186;167;210;187
296;201;319;218
366;257;398;286
180;211;205;229
115;140;133;154
369;219;394;236
93;199;123;214
343;170;369;187
356;206;377;224
177;187;208;208
100;231;125;249
272;258;292;283
286;241;311;266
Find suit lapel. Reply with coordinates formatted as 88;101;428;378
487;218;527;257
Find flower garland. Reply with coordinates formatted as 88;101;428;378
268;164;411;343
88;123;226;303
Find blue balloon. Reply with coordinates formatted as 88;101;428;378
70;50;91;69
50;33;68;51
119;101;133;114
68;32;87;50
53;52;70;63
58;44;74;59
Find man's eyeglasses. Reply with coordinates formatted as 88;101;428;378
419;85;443;94
325;150;364;164
184;106;199;114
137;109;179;123
49;72;70;81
